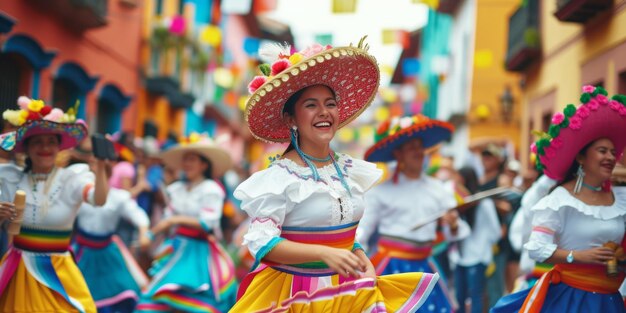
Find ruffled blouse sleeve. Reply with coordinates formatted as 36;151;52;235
197;180;226;233
66;164;96;206
0;164;23;202
117;189;150;228
345;157;382;193
524;189;565;262
234;166;294;268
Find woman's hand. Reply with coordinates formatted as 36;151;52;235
0;202;16;221
151;218;173;235
575;247;615;265
318;246;367;279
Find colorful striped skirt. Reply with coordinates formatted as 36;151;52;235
370;235;457;312
72;229;148;309
135;227;237;313
231;222;440;312
0;227;97;313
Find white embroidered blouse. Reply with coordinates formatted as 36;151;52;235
525;186;626;262
165;179;225;232
357;173;470;251
0;164;96;230
234;154;382;260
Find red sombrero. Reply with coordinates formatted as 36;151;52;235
364;115;455;163
532;86;626;181
245;38;380;143
1;96;87;153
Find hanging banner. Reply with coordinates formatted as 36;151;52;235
332;0;358;13
315;34;334;46
402;58;420;76
200;25;222;47
243;37;261;56
474;50;493;68
382;29;409;48
221;0;252;14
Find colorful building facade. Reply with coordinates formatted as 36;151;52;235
468;0;523;152
0;0;142;135
505;0;626;171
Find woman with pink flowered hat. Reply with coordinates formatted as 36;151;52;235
230;38;439;312
0;96;109;312
491;85;626;313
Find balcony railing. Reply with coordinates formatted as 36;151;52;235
554;0;613;23
505;0;541;72
28;0;108;31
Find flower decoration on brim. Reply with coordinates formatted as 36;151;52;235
1;97;87;153
159;132;233;178
244;36;380;143
532;85;626;181
364;114;455;163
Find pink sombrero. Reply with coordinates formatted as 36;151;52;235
364;115;455;163
245;37;380;143
532;85;626;181
1;96;87;153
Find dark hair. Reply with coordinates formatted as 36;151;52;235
458;166;480;228
22;135;62;173
281;85;336;155
198;154;213;179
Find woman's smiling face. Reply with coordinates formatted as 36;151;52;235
287;85;339;147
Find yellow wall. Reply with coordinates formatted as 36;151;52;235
135;0;186;139
469;0;523;151
520;0;626;172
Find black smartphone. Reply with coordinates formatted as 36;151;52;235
91;134;117;161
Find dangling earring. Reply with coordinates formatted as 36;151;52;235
574;164;584;194
392;163;402;184
289;126;298;147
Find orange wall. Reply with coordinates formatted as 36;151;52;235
1;0;143;132
469;0;522;150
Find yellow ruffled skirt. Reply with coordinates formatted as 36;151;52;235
230;265;438;312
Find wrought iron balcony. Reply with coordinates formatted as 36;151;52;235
554;0;613;23
28;0;108;31
505;0;541;72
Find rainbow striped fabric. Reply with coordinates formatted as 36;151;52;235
13;227;72;253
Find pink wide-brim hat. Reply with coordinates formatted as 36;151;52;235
535;88;626;181
0;119;88;153
245;45;380;143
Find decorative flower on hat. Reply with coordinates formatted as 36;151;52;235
532;85;626;180
247;43;334;94
3;96;80;127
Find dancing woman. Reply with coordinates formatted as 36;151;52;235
0;97;109;312
491;86;626;312
231;40;439;312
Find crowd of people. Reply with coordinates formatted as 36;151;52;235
0;39;625;313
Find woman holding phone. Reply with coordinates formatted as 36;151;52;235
0;96;109;312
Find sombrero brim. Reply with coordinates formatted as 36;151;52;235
541;104;626;181
159;143;233;178
0;120;87;153
364;121;454;163
245;46;380;143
